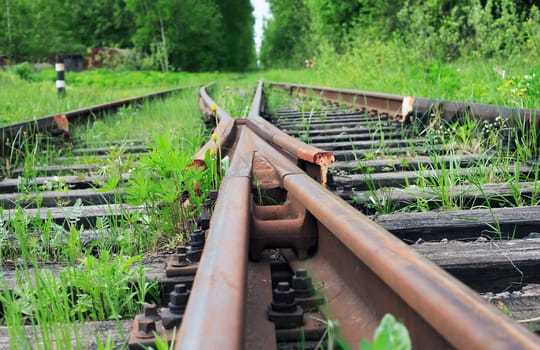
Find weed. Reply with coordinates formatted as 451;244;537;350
125;132;214;249
360;314;411;350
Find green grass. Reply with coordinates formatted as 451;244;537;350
0;51;539;347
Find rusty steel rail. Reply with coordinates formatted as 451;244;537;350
267;81;405;118
410;97;540;125
174;123;253;349
283;173;539;349
170;83;540;349
193;85;238;167
0;87;186;151
247;81;334;185
268;81;540;125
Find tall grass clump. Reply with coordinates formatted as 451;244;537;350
0;252;157;349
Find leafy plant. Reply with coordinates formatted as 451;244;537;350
360;314;411;350
125;132;215;249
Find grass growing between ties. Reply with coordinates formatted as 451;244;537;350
1;49;539;346
0;66;220;125
0;252;158;349
0;83;216;347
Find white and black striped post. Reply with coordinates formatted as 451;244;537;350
55;55;66;97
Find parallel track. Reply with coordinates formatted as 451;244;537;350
1;82;540;349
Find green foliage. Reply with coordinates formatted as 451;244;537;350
0;0;255;72
61;252;156;321
260;0;312;68
261;0;540;67
124;0;256;71
0;252;156;348
215;0;256;71
14;62;33;81
498;69;540;99
125;132;213;249
360;314;412;350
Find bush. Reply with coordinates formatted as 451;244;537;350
14;62;34;81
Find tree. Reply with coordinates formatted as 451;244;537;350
126;0;227;71
260;0;311;68
215;0;256;70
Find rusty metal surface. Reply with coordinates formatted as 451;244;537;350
267;81;404;118
282;173;540;349
0;87;186;151
244;257;277;350
174;126;253;350
173;82;540;349
411;97;540;124
247;81;334;186
268;81;540;125
193;85;237;167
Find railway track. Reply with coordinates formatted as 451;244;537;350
1;81;540;349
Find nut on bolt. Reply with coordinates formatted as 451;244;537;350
142;304;160;322
161;284;190;330
187;229;205;262
170;245;188;267
267;282;304;329
168;284;189;313
292;269;315;298
136;318;157;339
291;269;324;310
197;210;211;230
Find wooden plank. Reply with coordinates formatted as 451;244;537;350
0;320;133;349
9;164;100;178
284;126;395;138
347;181;540;211
306;130;404;143
71;145;149;156
332;154;484;173
483;284;540;333
413;238;540;292
0;255;168;291
331;144;447;161
79;138;148;147
3;203;144;227
280;120;386;132
0;188;121;209
374;205;540;241
311;137;424;151
0;174;129;193
55;154;141;165
331;165;532;190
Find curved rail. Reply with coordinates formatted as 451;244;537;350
193;85;237;167
171;82;540;349
247;80;334;185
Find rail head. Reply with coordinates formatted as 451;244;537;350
267;81;540;125
409;96;540;125
266;81;405;119
247;80;334;185
282;173;540;349
194;85;237;167
0;86;188;161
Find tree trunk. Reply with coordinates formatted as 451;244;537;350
157;8;169;72
6;0;12;57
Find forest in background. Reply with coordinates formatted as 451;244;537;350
1;0;540;73
0;0;255;72
260;0;540;68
